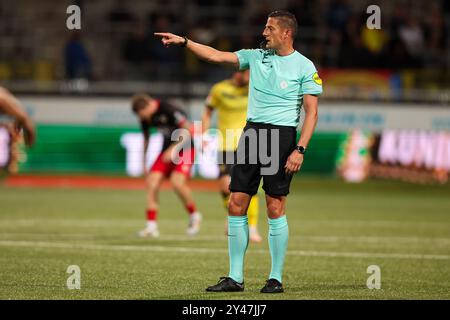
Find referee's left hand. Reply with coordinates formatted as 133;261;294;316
285;151;304;175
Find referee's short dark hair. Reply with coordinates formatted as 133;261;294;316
268;10;298;39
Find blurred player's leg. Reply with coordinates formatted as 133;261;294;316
139;171;165;238
170;171;202;236
219;174;231;209
219;174;231;235
247;195;262;243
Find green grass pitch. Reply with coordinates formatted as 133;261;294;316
0;176;449;299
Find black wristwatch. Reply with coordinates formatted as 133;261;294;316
295;145;306;154
181;36;188;47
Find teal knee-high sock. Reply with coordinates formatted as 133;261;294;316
228;215;249;283
268;215;289;283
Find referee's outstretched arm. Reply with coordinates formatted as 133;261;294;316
154;32;239;69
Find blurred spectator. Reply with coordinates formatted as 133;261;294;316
339;33;373;68
398;16;425;64
64;32;92;80
337;15;371;68
251;1;274;27
389;3;408;37
228;0;245;7
108;0;135;24
387;40;418;69
1;0;448;83
286;0;316;28
148;15;182;79
122;22;152;64
361;25;387;56
386;5;418;69
196;0;214;7
325;30;342;67
326;0;352;33
184;21;221;81
238;33;258;50
423;4;447;68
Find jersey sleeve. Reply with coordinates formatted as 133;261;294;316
301;61;323;96
205;83;221;109
234;49;258;70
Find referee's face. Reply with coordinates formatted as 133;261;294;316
262;17;285;50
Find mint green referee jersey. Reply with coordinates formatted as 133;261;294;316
235;49;322;127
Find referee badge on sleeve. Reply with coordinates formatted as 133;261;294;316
313;72;323;85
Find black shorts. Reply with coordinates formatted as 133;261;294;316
217;151;235;177
229;121;297;197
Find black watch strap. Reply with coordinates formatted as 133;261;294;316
181;36;188;47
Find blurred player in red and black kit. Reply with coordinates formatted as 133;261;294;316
131;94;201;238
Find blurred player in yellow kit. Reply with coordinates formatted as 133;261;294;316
202;70;262;243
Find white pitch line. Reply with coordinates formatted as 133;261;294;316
0;240;449;261
0;240;227;254
1;233;450;245
1;218;449;228
295;235;450;245
151;235;450;245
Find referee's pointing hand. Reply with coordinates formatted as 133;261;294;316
154;32;184;47
285;150;304;175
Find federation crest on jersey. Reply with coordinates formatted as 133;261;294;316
280;80;288;89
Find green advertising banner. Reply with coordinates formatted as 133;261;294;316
19;125;346;176
20;125;138;173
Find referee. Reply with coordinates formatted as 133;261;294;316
155;10;322;293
